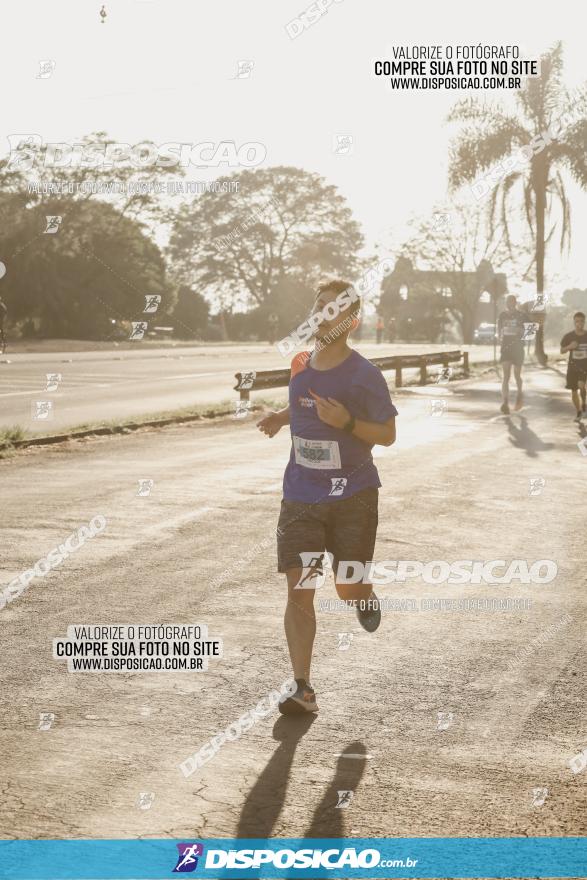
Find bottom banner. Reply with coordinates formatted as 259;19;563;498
0;837;585;879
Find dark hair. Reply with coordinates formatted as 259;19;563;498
574;311;585;320
315;278;361;318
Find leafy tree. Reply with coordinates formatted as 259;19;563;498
167;166;364;330
447;42;587;362
0;136;174;337
561;287;587;312
1;194;168;338
172;286;209;339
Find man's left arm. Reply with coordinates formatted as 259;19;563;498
309;390;396;446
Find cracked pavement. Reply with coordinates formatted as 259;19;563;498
0;365;585;845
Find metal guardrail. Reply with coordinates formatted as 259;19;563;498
234;350;468;400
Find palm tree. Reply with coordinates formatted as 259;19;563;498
447;42;587;364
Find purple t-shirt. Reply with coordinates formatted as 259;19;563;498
283;350;398;503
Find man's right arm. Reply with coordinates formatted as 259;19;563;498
561;333;576;353
256;406;290;438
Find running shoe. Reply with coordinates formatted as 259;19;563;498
356;593;381;633
279;681;318;714
574;413;582;423
500;402;510;415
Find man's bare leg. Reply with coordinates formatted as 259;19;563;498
501;362;512;413
284;568;316;681
513;364;524;410
280;568;319;713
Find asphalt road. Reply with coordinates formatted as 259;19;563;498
0;342;502;434
0;365;585;844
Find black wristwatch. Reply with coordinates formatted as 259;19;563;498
342;415;356;434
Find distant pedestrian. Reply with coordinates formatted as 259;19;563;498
497;294;529;414
560;311;587;422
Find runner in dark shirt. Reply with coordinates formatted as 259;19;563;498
560;312;587;421
497;294;532;414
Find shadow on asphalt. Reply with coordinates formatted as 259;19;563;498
304;741;368;838
236;728;367;841
236;714;316;838
504;416;555;457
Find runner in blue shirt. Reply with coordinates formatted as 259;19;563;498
257;279;397;713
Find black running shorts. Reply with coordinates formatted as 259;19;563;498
566;364;587;390
276;487;378;575
500;341;525;366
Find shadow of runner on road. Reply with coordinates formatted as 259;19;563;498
233;735;368;880
304;741;368;838
505;416;555;457
236;714;315;839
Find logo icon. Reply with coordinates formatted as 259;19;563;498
337;632;354;651
329;477;347;496
235;60;254;79
294;551;332;590
137;479;154;497
335;790;354;809
531;293;548;311
531;787;548;807
32;400;53;420
235;371;256;392
529;477;545;496
429;399;448;417
333;134;353;156
522;322;539;341
437;711;454;731
232;399;251;419
38;712;55;731
44;215;62;234
137;791;155;810
130;321;148;340
173;843;204;873
436;366;452;384
45;373;62;392
569;747;587;775
432;212;451;229
37;60;56;79
6;134;42;170
143;294;161;314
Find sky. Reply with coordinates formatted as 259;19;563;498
3;0;587;301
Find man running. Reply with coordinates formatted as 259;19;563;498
560;312;587;421
257;279;397;714
497;294;529;414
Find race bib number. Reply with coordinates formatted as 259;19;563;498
503;320;520;336
573;347;587;360
293;436;341;470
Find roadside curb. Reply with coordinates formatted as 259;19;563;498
11;408;240;450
